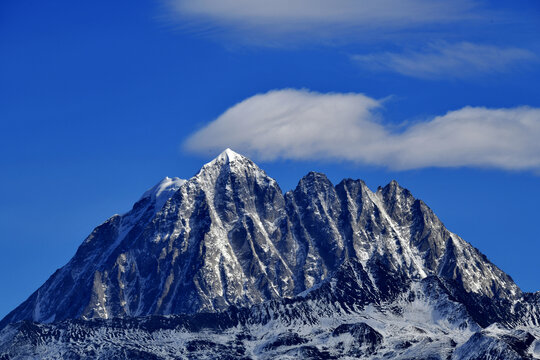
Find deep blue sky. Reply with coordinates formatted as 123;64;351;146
1;0;539;319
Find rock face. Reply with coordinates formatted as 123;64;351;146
0;149;538;359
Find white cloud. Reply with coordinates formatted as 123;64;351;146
353;42;537;79
165;0;477;42
184;89;540;171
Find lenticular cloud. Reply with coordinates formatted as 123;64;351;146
184;89;540;172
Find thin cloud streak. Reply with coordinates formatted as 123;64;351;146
184;89;540;172
165;0;479;42
353;42;537;79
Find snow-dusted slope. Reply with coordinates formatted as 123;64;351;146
0;149;538;359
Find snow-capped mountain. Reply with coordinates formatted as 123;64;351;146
1;149;538;359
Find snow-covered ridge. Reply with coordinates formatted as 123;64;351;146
138;149;246;213
198;148;247;169
214;147;245;163
140;176;186;211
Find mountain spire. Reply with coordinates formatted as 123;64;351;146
203;148;247;167
194;148;269;184
216;148;244;163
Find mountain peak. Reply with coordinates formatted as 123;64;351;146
380;179;400;190
377;179;406;194
140;177;186;210
217;148;244;163
191;149;276;195
197;148;252;172
197;148;260;176
205;148;247;166
295;171;334;193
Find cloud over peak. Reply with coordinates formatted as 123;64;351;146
184;89;540;172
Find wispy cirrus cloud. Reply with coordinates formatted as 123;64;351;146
184;89;540;172
164;0;479;43
353;42;537;79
